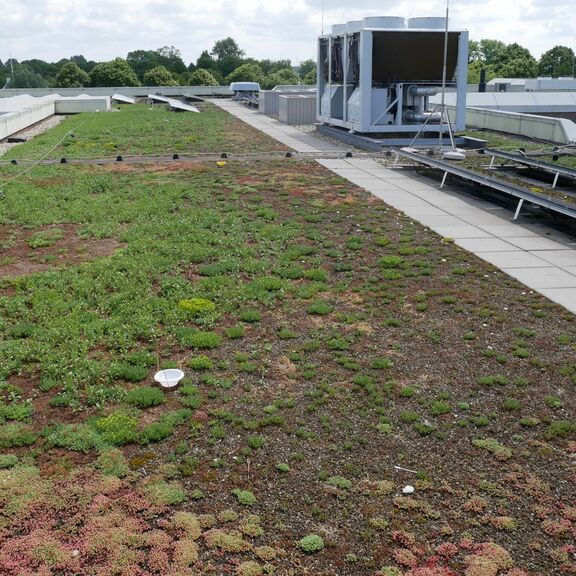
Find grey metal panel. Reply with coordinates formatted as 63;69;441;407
111;94;136;104
259;90;316;116
278;95;317;125
168;100;200;113
147;94;199;112
148;94;172;104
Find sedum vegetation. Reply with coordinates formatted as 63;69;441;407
0;104;574;575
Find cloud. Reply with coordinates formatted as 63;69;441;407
0;0;574;66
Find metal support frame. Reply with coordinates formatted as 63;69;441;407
441;171;449;188
513;199;524;221
391;147;576;221
484;148;576;190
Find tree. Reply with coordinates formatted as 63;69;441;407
70;55;96;73
196;50;217;70
127;50;162;81
210;38;245;77
90;58;140;87
259;59;292;75
211;37;244;62
303;68;316;85
468;40;483;64
8;64;49;88
21;59;57;81
539;46;575;78
55;62;90;87
467;61;497;84
499;57;538;78
188;69;219;86
262;67;301;89
299;59;316;79
497;43;534;67
156;46;186;75
479;39;507;66
225;63;264;85
491;43;537;78
143;65;178;86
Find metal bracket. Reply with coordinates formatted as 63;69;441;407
552;172;560;189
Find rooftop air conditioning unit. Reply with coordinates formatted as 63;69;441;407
316;15;468;135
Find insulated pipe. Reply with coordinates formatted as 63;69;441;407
403;110;442;123
409;86;439;97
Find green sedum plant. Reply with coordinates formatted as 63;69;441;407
96;411;139;445
297;534;324;553
125;386;165;408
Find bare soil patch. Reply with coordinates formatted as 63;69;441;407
0;223;123;277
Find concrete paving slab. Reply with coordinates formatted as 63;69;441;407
346;177;391;186
210;99;344;153
529;250;576;267
537;288;576;313
369;193;430;205
458;214;512;226
504;268;576;289
317;159;347;169
479;225;539;237
430;225;494;239
369;192;428;205
455;238;519;252
476;251;553;269
506;236;574;251
416;214;469;227
358;182;404;192
402;207;451;217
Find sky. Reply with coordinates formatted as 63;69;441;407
1;0;575;66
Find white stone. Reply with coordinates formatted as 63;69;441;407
402;485;415;495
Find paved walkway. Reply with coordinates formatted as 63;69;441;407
212;99;343;153
211;100;576;314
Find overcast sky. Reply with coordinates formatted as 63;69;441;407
2;0;575;66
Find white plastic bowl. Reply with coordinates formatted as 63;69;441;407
154;369;185;389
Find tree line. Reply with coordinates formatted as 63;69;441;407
468;40;575;82
0;38;316;89
1;37;574;89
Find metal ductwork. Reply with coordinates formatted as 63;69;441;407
409;86;439;97
403;110;442;123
